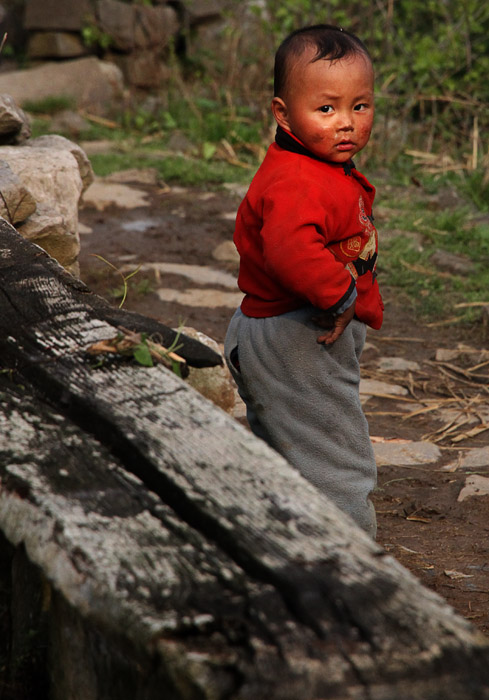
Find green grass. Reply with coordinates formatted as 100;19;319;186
377;175;489;324
26;94;262;186
22;96;76;115
88;150;255;186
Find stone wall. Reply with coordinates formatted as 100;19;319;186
17;0;227;90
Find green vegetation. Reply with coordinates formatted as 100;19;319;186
90;254;141;308
245;0;489;163
81;24;112;52
88;150;254;186
22;96;76;115
376;177;489;323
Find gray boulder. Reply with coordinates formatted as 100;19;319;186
0;142;88;275
26;134;94;193
0;94;31;145
0;57;124;115
0;160;37;224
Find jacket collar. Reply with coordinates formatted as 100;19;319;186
275;126;355;176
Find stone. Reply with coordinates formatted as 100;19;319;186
183;0;223;25
374;440;441;467
166;130;195;154
139;94;169;116
435;344;484;362
154;4;179;38
0;58;124;116
116;49;167;89
431;187;467;211
222;182;249;200
360;340;379;362
430;249;475;276
6;145;84;229
78;221;93;235
360;378;409;397
95;1;178;62
180;327;236;413
0;159;37;225
377;356;421;371
0;94;31;145
212;240;239;264
82;179;150;210
103;168;160;186
26;134;94;193
78;139;117;156
142;261;239;289
96;0;135;52
27;31;87;59
16;202;80;275
49;110;91;139
441;446;489;472
456;446;489;469
134;4;177;49
0;145;84;271
156;287;243;309
24;0;94;31
457;475;489;502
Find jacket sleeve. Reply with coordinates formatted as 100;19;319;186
259;177;355;312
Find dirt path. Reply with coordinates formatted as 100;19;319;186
78;174;489;635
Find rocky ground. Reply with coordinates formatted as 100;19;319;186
78;168;489;636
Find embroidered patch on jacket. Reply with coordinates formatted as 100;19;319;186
345;196;378;279
340;235;363;257
358;196;377;259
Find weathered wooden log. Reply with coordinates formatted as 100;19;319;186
0;218;488;700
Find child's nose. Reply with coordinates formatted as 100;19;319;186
337;112;354;130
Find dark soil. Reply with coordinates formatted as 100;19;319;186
78;180;489;636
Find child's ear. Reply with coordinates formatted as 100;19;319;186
271;97;291;131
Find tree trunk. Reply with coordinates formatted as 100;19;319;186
0;219;488;700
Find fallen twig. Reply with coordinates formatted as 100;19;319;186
428;360;489;385
80;111;120;129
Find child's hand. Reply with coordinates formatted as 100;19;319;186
313;302;356;345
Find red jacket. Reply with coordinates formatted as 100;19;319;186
234;130;383;329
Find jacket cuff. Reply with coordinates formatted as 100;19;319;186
328;277;356;314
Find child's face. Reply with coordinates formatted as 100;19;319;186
272;49;374;163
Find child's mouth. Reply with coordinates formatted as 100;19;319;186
337;140;355;151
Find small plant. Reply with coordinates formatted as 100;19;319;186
86;326;187;377
81;21;112;52
91;255;141;308
134;278;155;296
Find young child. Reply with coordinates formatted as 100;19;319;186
224;24;383;537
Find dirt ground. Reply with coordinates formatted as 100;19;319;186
78;179;489;636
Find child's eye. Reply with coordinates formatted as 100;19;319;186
354;103;369;111
319;105;334;113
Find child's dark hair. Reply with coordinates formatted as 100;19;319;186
274;24;371;97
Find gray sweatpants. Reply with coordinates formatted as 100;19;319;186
224;306;377;537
